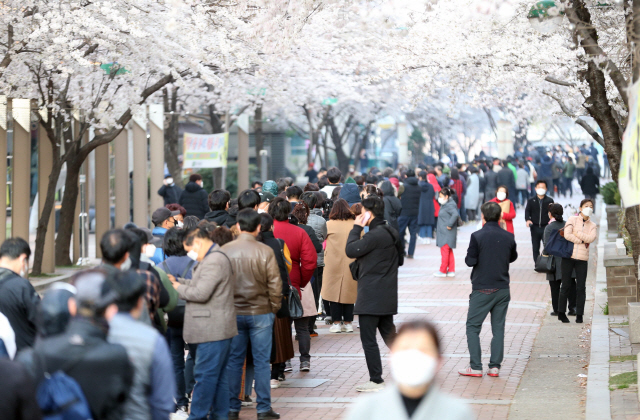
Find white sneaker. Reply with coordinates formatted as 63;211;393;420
170;408;189;420
458;366;483;377
487;367;500;377
343;323;354;333
419;238;427;245
355;381;385;392
433;271;447;277
329;323;342;333
426;238;432;245
270;379;280;389
447;272;456;277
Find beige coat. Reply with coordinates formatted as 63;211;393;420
564;215;597;261
321;220;357;304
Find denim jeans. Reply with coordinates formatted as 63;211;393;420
419;225;433;238
168;327;189;407
397;215;418;256
228;313;275;414
189;339;232;420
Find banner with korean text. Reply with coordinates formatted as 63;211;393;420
182;132;228;169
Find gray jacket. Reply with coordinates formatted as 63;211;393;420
345;385;474;420
177;245;237;344
307;209;328;267
436;199;458;249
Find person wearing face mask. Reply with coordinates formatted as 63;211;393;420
346;195;403;393
524;180;555;264
158;174;182;206
179;174;211;220
433;188;459;277
166;204;187;228
489;185;516;234
169;221;237;420
108;271;175;420
557;199;597;324
0;238;40;351
150;207;182;264
346;321;473;420
460;202;517;378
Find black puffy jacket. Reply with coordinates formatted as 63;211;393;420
179;182;210;219
204;209;236;228
399;177;421;217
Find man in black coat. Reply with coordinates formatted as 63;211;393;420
496;160;516;198
484;160;500;202
178;174;210;219
524;180;554;264
18;270;134;420
204;189;236;228
345;195;403;393
397;169;421;258
459;202;517;378
0;238;40;351
157;175;182;206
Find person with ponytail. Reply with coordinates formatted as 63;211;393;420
542;204;576;317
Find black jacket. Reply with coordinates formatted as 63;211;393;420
417;180;435;226
17;318;134;420
524;195;554;227
465;221;518;290
497;167;516;196
204;209;236;228
259;232;291;296
345;218;403;316
484;170;499;199
580;168;600;195
399;177;421;217
380;181;402;231
0;268;40;351
0;358;41;420
179;182;210;219
157;184;182;206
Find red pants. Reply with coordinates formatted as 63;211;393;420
440;244;455;273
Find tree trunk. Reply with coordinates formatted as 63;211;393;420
31;161;63;275
163;87;183;188
254;106;264;173
54;160;80;267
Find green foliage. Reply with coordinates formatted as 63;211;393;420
609;371;637;390
599;302;609;315
409;129;426;164
223;163;259;198
610;355;636;362
601;182;620;206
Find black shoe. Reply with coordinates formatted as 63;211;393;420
568;309;577;316
406;255;414;259
576;315;583;323
229;411;240;419
257;408;280;419
550;311;558;316
558;313;570;323
278;373;285;381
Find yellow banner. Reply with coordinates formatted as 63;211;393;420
619;81;640;207
182;132;228;169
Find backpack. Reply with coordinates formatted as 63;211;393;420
545;228;574;259
35;350;94;420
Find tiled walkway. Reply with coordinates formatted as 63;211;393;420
240;207;554;419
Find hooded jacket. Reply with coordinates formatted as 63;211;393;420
339;183;361;206
580;167;600;196
204;209;236;228
178;182;210;219
417;180;436;226
399;177;421;217
380;181;402;231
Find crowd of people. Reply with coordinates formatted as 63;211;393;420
0;142;603;420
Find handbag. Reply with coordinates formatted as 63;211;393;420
534;254;555;273
546;228;574;259
274;239;304;319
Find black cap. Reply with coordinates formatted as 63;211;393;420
260;192;275;203
152;207;180;226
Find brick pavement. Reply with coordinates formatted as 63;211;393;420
609;316;640;420
237;206;557;420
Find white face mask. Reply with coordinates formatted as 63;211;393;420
19;259;28;277
187;250;199;261
581;207;593;217
390;349;438;387
177;221;184;229
145;244;157;258
496;192;507;201
120;257;132;271
166;177;174;185
438;197;447;205
536;188;546;196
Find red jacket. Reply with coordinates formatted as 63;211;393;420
273;220;317;295
489;197;516;234
427;174;441;217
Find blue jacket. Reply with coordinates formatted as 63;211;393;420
151;227;168;265
538;156;553;179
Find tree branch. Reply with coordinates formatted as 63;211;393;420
544;76;576;87
575;118;604;146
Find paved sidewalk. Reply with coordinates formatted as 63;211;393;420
237;197;587;419
609;316;640;420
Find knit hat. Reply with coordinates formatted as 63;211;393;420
262;180;278;196
345;176;356;184
338;183;361;207
442;166;451;174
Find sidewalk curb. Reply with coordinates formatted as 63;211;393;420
586;199;611;420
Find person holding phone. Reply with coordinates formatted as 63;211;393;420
346;195;404;393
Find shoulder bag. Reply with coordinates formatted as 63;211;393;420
546;228;574;259
276;239;303;319
534;254;555;273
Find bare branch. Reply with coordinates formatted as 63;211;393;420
544;76;576;87
575;118;604;146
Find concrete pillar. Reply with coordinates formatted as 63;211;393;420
237;114;250;193
497;120;514;160
131;119;147;227
113;130;129;227
11;99;31;241
94;143;109;258
397;121;409;166
149;104;164;213
72;119;89;262
38;122;55;273
0;96;7;243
